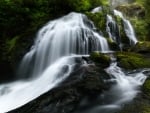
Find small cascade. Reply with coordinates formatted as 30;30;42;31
75;61;148;113
123;19;138;45
106;15;121;44
113;10;138;45
91;6;102;13
18;12;110;78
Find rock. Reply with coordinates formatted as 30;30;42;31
116;3;145;18
116;52;150;69
9;59;110;113
90;51;111;68
143;79;150;98
131;41;150;54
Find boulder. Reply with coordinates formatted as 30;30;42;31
131;41;150;54
90;51;111;68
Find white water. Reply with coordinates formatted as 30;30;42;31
106;15;120;43
113;10;138;45
0;56;76;113
105;63;146;105
0;12;110;113
91;6;102;13
76;62;148;113
18;12;109;78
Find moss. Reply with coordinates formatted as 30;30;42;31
116;3;145;18
117;102;150;113
143;79;150;97
131;41;150;53
130;18;148;41
116;52;150;69
107;38;120;50
90;51;111;67
85;11;107;35
5;36;19;53
116;2;149;41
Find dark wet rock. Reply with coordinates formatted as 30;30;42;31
131;41;150;55
9;59;110;113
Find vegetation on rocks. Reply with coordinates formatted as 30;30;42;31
143;79;150;97
85;11;108;35
116;52;150;69
90;51;111;68
131;41;150;53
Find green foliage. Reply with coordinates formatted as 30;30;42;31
86;11;107;34
144;0;150;39
130;18;148;40
143;79;150;97
90;51;111;67
117;52;150;69
5;36;19;53
131;41;150;53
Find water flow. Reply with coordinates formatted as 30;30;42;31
18;12;110;78
76;61;148;113
106;15;121;44
0;56;77;113
91;6;102;13
0;12;110;113
113;10;138;45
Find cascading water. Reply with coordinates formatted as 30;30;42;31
91;6;102;13
0;12;110;113
75;59;148;113
0;8;147;113
113;9;138;45
18;12;110;78
106;15;121;44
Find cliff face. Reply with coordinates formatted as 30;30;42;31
109;0;135;8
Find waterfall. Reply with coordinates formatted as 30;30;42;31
0;10;146;113
106;15;121;44
0;12;110;113
113;10;138;45
18;12;110;78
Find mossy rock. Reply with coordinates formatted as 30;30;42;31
85;7;110;36
117;100;150;113
143;79;150;97
107;38;120;51
116;3;145;18
131;41;150;53
90;51;111;68
116;52;150;69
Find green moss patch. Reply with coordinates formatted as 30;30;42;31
143;79;150;97
116;52;150;69
90;51;111;68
